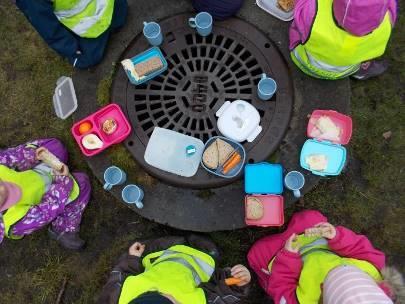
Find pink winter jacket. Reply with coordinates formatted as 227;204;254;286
248;210;386;304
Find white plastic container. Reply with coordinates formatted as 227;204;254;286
53;76;78;119
144;127;205;177
256;0;294;22
216;100;262;142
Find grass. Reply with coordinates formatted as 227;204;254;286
0;1;404;303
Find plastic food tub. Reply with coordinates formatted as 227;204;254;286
256;0;294;22
122;47;168;85
300;110;352;176
200;136;246;178
245;194;284;227
71;103;132;157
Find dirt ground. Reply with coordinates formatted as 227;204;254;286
0;1;404;303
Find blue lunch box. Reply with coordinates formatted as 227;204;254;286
244;162;283;194
300;110;353;176
123;47;168;85
201;136;246;178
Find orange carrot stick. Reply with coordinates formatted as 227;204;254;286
222;153;242;174
222;151;238;168
225;277;242;286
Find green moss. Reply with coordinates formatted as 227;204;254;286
109;145;156;187
97;66;115;107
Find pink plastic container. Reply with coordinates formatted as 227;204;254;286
245;194;284;227
307;110;352;145
71;103;132;156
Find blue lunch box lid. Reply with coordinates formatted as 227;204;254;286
300;139;347;176
244;162;283;194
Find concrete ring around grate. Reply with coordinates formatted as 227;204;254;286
73;10;350;231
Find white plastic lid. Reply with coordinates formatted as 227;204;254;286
53;76;78;119
216;100;262;142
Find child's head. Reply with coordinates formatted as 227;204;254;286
323;265;404;303
130;292;173;304
333;0;389;36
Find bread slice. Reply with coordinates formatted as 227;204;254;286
246;197;264;220
203;142;219;169
306;154;328;171
216;139;235;166
133;56;163;78
278;0;295;12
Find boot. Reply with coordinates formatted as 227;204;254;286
48;227;85;251
187;234;220;262
351;60;389;80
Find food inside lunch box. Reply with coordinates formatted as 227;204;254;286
121;56;163;81
309;116;342;142
278;0;295;11
305;154;328;171
225;277;242;286
246;197;264;220
202;138;242;174
102;118;117;135
82;134;103;150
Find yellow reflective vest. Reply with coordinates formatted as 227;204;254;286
119;245;216;304
0;165;80;239
53;0;115;38
291;0;392;79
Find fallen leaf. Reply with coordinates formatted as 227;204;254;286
382;131;392;140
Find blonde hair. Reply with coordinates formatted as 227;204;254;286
381;267;405;304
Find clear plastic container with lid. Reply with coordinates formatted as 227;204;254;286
53;76;78;119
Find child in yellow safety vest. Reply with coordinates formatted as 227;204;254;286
98;235;251;304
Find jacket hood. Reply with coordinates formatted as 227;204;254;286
333;0;389;36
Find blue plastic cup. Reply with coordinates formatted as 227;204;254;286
103;166;126;190
258;73;277;101
189;12;213;37
122;184;144;209
143;21;163;46
284;171;305;198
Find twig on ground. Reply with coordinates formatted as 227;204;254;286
55;277;68;304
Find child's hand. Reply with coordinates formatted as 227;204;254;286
0;181;8;208
230;265;251;287
129;242;145;257
284;233;301;253
305;222;336;239
53;164;70;177
35;147;48;161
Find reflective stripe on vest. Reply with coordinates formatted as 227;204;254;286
53;0;114;38
119;245;214;304
53;0;93;18
291;0;392;79
156;249;215;285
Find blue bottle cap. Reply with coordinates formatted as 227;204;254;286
186;145;196;156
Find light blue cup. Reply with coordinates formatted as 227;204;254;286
143;21;163;46
103;166;126;190
284;171;305;198
122;184;144;209
189;12;213;37
258;73;277;100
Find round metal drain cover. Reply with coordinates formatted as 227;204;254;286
112;14;293;189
